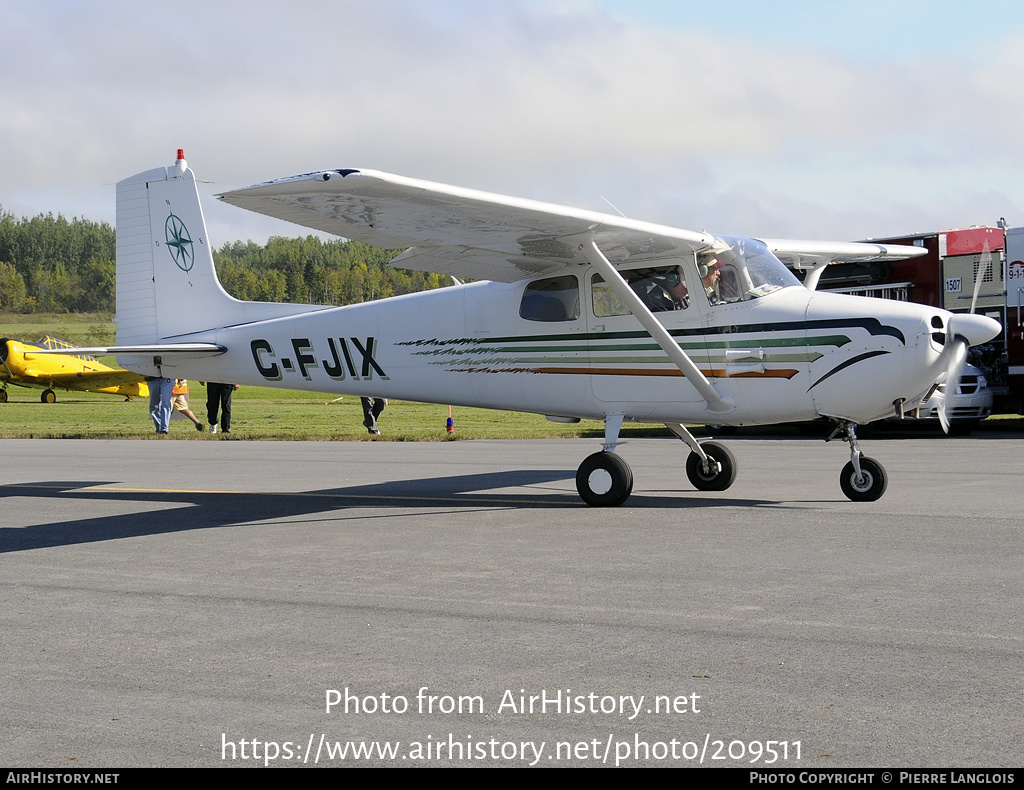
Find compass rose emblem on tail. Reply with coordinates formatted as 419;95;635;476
164;213;194;272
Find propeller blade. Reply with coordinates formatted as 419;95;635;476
938;337;967;434
941;245;999;433
937;313;999;433
969;242;992;314
1;339;15;379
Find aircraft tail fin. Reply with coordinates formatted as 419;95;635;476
115;151;317;354
116;150;233;346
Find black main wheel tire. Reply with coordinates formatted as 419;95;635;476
839;457;887;502
685;441;737;491
576;452;633;507
0;390;7;403
41;389;56;404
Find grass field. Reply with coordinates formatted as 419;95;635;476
3;312;1022;440
0;312;117;347
0;386;616;441
0;312;617;440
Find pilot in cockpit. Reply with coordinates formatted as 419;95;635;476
632;266;689;312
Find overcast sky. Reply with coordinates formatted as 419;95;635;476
4;0;1024;246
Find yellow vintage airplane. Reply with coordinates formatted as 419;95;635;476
0;335;148;403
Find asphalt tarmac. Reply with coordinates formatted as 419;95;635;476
1;435;1021;768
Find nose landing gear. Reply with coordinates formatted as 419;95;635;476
830;422;887;502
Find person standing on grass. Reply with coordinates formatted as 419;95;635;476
201;381;239;434
361;397;386;435
146;376;173;434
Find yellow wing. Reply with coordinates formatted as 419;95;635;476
1;338;148;400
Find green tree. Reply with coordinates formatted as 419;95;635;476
0;261;27;312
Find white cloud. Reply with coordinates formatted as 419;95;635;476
2;0;1023;244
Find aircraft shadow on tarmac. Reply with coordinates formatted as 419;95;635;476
0;470;782;552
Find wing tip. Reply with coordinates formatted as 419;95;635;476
218;168;365;201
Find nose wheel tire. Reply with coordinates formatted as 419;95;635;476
576;451;633;507
840;457;887;502
685;441;737;491
41;389;56;404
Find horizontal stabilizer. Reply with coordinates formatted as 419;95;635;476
29;343;226;356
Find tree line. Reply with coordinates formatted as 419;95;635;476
0;208;115;313
0;206;450;313
214;236;451;304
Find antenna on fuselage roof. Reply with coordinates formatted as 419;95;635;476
600;196;627;218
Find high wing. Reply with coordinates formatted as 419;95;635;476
761;238;926;291
219;169;926;282
219;169;717;282
761;239;927;268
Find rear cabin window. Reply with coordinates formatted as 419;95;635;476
592;274;630;317
520;276;580;322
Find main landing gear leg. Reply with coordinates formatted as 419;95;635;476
576;414;633;507
829;421;888;502
666;422;738;492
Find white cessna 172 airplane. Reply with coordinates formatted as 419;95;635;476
64;151;1001;506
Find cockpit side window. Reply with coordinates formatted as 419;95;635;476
696;258;733;305
520;275;580;322
698;237;800;303
592;265;691;316
592;274;630;317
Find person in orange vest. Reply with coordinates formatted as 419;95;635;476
170;379;204;431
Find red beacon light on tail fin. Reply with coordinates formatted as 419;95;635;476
175;149;187;174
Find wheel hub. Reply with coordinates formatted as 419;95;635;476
851;471;873;492
700;459;721;478
588;469;613;495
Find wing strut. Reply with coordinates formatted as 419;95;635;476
801;260;832;292
576;237;735;414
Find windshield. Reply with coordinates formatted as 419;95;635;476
698;236;800;304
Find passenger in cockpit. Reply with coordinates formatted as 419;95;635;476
700;260;724;305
